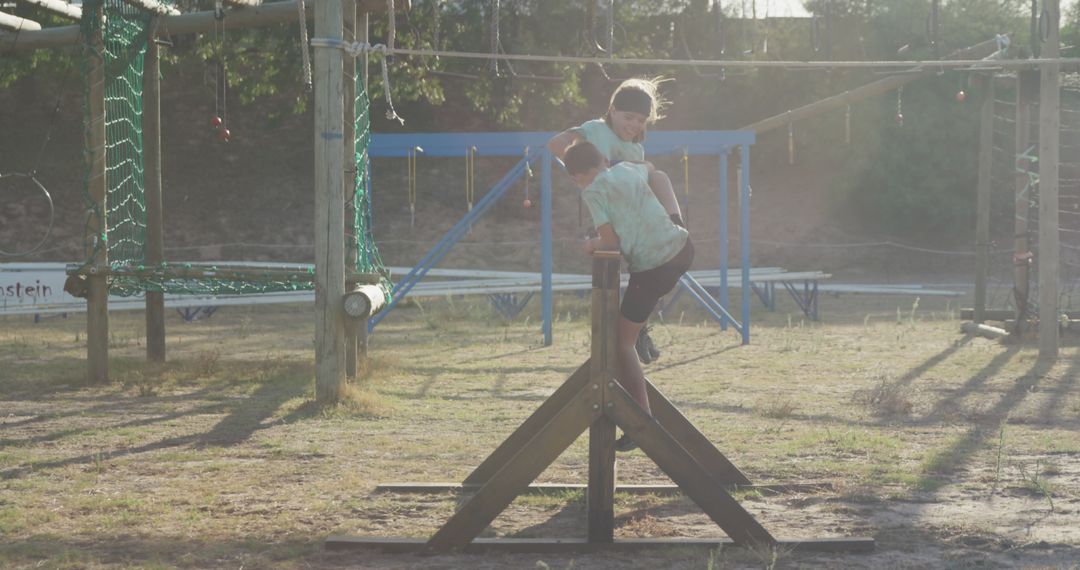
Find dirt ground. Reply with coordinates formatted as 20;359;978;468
1;290;1078;569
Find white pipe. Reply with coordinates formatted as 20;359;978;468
0;11;41;31
120;0;180;16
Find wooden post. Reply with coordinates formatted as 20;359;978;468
343;0;358;379
974;74;994;323
1014;71;1037;334
314;0;347;402
85;2;109;384
144;17;166;363
1038;0;1061;359
588;253;620;543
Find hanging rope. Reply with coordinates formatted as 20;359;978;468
787;111;795;165
385;0;396;59
844;98;851;145
0;173;55;257
298;0;312;90
310;39;404;124
896;86;904;126
0;49;78;257
681;147;690;228
466;145;476;213
432;0;441;54
212;0;230;141
489;0;500;76
408;145;422;227
522;146;533;208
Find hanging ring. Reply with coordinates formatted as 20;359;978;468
0;172;56;257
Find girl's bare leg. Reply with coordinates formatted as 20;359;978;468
616;315;651;414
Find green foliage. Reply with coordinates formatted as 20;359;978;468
0;0;1056;241
838;76;981;240
0;4;81;90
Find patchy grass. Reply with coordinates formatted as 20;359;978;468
0;293;1078;569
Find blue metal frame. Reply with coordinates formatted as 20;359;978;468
366;131;755;344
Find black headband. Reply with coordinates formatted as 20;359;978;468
611;89;652;117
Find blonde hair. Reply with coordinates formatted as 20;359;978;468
607;76;672;124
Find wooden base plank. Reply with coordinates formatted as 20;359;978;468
374;482;835;495
326;536;876;553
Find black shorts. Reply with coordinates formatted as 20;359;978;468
621;238;694;323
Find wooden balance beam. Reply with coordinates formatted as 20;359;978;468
327;252;875;554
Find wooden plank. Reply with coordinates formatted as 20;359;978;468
462;359;591;485
374;482;835;495
605;382;776;547
144;16;166;364
645;380;752;485
974;73;995;323
19;0;81;20
85;2;108;384
427;386;601;550
327;536;875;553
1039;0;1061;359
313;0;346;402
1;0;408;53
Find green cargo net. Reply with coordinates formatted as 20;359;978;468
351;72;393;302
78;1;390;306
80;0;150;293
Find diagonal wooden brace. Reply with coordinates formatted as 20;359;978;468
427;382;602;550
463;359;591;486
604;380;777;547
646;379;752;485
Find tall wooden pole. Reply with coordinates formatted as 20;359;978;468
86;3;109;383
343;0;359;379
314;0;347;402
1038;0;1061;359
144;17;166;363
1013;71;1037;335
974;74;995;323
587;253;619;543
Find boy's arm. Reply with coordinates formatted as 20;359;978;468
583;223;620;255
547;129;582;161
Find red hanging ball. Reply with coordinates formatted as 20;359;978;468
211;116;223;127
218;128;231;142
955;90;966;103
895;113;904;126
523;198;532;209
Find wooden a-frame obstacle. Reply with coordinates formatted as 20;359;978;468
327;252;875;554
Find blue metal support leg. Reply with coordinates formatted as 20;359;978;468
541;150;553;346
